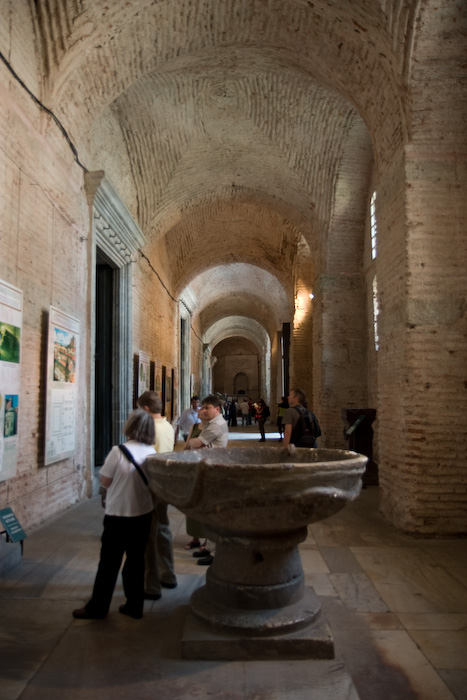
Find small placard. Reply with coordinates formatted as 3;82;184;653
0;507;26;542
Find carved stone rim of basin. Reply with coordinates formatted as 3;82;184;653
146;446;367;537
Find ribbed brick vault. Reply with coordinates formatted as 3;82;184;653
19;0;414;346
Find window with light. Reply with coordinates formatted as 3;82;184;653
370;191;377;260
372;275;379;351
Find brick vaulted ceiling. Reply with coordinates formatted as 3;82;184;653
16;0;417;342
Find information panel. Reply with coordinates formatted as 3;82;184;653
0;507;26;542
138;351;150;397
45;307;80;465
0;279;23;482
154;359;163;395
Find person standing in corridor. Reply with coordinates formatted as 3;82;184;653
72;410;155;620
137;391;177;600
174;396;201;443
256;399;270;442
282;388;321;448
186;394;228;565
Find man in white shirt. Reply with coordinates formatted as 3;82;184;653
174;396;201;442
187;395;228;565
137;391;177;599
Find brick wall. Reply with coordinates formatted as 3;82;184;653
310;273;368;450
378;147;467;534
0;61;88;531
1;0;466;540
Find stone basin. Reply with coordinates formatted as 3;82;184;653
145;446;366;537
145;446;367;660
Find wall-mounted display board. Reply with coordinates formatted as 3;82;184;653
45;307;80;465
172;371;178;419
0;279;22;482
138;351;150;397
165;368;173;420
154;359;162;396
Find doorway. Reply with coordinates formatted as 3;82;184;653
95;252;114;466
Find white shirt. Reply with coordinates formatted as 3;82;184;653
177;407;201;434
100;441;155;517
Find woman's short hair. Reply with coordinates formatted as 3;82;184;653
123;409;155;445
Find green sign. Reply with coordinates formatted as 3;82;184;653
0;507;26;543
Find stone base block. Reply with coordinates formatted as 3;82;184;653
181;612;334;661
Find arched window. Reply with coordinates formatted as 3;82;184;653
372;275;379;351
370;191;377;260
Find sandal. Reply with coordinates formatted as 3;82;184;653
184;539;201;550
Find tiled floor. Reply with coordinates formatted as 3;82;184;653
1;426;466;699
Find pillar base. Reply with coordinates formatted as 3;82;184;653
181;612;334;661
181;587;334;660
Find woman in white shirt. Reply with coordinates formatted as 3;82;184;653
72;410;156;620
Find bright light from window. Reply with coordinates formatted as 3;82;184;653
294;291;312;327
372;275;379;351
370;191;377;260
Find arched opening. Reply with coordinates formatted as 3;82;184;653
211;336;260;400
234;372;249;394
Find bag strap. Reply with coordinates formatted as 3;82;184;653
118;444;149;487
293;405;314;434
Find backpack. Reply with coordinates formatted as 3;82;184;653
291;406;321;447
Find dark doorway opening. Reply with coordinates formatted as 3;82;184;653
282;323;290;399
95;252;114;466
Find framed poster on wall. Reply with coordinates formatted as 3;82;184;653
173;371;178;419
0;279;23;482
154;359;162;395
138;351;150;397
45;307;80;465
165;369;172;420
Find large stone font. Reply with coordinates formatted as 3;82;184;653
146;446;367;660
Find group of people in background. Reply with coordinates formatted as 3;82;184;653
73;387;319;621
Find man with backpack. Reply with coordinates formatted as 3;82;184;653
282;388;321;448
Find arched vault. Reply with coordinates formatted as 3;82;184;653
205;317;270;357
179;264;292;338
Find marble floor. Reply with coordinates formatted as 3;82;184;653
1;426;466;699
